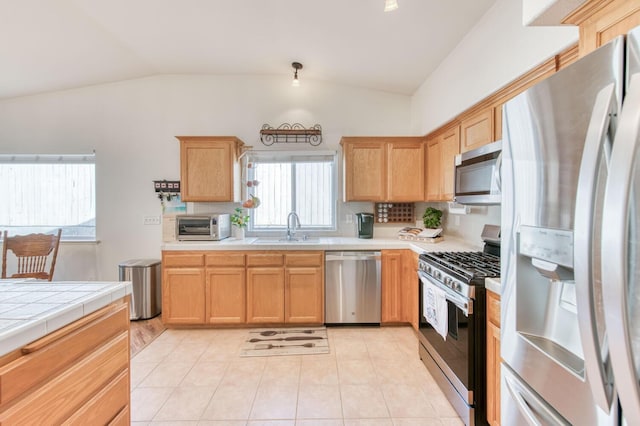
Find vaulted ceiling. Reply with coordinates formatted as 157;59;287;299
0;0;497;99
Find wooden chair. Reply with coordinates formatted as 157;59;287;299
2;229;62;281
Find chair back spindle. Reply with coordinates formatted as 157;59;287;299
2;229;62;281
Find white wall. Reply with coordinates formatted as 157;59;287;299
0;75;411;280
410;0;578;136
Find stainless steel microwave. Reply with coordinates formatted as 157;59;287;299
176;214;231;241
454;140;502;205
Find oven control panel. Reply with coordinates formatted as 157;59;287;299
418;260;474;299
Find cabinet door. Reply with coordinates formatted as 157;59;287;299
572;0;640;55
285;267;324;324
402;250;419;331
206;267;246;324
162;267;206;324
486;290;501;426
440;127;460;201
343;141;386;201
381;250;403;323
246;267;285;323
179;138;238;202
460;109;494;153
387;141;425;201
426;137;441;201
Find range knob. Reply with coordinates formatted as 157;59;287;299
455;283;462;292
444;277;452;286
435;271;442;280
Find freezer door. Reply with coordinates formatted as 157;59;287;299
501;364;570;426
602;27;640;422
501;35;623;424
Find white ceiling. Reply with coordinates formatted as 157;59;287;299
0;0;497;99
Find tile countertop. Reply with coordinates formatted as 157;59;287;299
0;279;132;357
486;277;501;294
162;236;482;254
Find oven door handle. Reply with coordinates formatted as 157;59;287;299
418;271;472;315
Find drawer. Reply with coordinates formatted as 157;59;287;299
0;301;129;407
207;253;245;267
108;405;130;426
285;252;323;267
163;252;205;267
487;290;501;328
0;332;129;424
247;253;284;267
63;369;129;425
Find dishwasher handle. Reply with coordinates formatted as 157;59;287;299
325;252;381;262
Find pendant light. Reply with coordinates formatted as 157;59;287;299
384;0;398;12
292;62;302;87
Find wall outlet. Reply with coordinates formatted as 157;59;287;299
144;215;161;225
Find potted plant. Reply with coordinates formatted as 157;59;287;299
231;207;249;239
422;207;443;229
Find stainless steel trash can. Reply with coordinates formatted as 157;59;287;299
119;259;161;320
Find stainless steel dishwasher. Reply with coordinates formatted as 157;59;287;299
325;251;381;324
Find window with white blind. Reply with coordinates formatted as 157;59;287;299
247;152;336;231
0;154;96;241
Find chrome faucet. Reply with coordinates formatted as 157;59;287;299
286;211;301;240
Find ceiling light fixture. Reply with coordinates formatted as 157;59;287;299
292;62;303;87
384;0;398;12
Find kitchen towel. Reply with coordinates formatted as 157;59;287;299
421;276;448;340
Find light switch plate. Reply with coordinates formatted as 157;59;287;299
144;216;161;225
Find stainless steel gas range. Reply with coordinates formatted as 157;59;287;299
417;225;500;426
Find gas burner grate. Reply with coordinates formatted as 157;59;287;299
419;251;500;281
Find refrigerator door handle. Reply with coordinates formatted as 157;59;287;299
574;82;616;411
603;72;640;422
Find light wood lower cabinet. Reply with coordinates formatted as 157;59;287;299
162;266;206;325
206;252;246;324
486;289;501;426
162;250;323;326
404;251;419;331
382;250;404;323
382;249;419;326
286;266;324;323
247;267;285;323
206;267;246;324
0;299;130;424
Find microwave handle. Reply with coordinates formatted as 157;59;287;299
495;151;502;193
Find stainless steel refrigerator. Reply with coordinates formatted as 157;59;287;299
501;26;640;425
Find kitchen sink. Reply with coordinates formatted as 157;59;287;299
252;237;320;244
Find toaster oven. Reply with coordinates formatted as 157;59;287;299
176;214;231;241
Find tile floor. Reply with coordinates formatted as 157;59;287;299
130;326;464;426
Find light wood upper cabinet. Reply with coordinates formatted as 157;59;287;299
426;126;460;202
460;109;494;153
387;141;425;201
425;137;441;201
565;0;640;56
441;127;460;200
341;137;425;202
177;136;244;202
494;104;503;142
342;140;386;201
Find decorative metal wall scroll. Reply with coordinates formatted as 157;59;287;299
260;123;322;146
